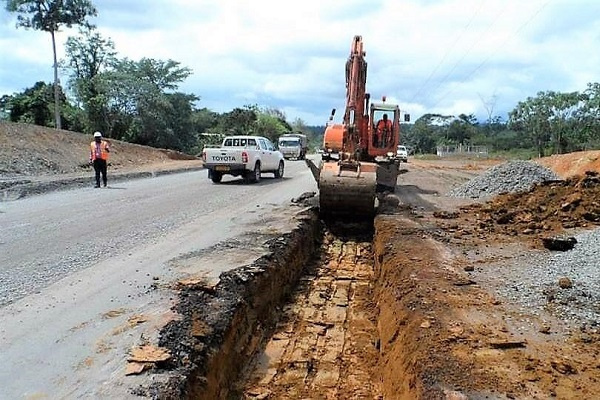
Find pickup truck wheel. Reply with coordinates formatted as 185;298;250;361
210;171;223;183
250;162;261;183
274;161;284;178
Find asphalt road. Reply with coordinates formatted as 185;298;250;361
0;160;317;399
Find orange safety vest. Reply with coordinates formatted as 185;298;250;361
90;140;110;161
376;119;392;133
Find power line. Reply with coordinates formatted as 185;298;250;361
423;2;510;102
409;0;485;104
430;0;552;110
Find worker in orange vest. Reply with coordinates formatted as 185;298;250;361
89;131;110;188
376;114;393;147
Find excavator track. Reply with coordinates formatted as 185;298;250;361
318;161;377;218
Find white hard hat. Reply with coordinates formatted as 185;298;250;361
93;131;102;138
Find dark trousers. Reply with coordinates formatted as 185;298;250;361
93;159;108;187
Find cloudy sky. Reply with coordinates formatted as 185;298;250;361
1;0;599;125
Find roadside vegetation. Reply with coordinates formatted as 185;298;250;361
403;85;600;158
1;1;599;159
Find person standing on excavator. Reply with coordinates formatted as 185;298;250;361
376;113;393;147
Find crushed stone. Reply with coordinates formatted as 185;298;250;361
448;160;559;198
491;227;600;329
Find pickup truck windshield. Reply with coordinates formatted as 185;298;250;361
279;140;300;146
223;138;257;147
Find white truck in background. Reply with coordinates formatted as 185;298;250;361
202;135;285;183
278;133;308;160
396;145;408;163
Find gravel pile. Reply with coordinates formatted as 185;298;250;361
448;160;559;198
492;228;600;329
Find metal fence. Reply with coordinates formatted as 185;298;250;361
436;144;488;158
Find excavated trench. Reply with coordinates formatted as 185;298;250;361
129;159;600;399
238;221;379;399
139;206;435;399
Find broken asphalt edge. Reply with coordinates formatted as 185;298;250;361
132;210;321;399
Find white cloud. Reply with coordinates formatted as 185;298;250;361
1;0;599;124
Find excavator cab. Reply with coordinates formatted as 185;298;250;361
368;103;400;157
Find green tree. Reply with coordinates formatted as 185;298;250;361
291;118;320;149
446;113;477;145
405;114;446;154
192;108;219;134
262;107;292;132
220;106;258;135
100;57;195;150
1;81;57;125
547;91;585;153
63;26;116;134
162;92;198;150
253;112;289;143
509;90;587;156
577;83;600;148
509;94;552;157
5;0;98;130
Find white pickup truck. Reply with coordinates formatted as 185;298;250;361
202;135;285;183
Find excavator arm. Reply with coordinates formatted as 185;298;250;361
308;35;402;219
323;35;369;158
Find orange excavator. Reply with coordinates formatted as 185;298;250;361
306;35;409;218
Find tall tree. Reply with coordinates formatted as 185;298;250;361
446;114;477;145
291;117;318;147
63;26;116;134
509;91;586;156
220;106;258;135
5;0;97;130
478;93;498;135
405;114;447;154
546;91;585;153
253;113;289;143
577;83;600;148
101;57;195;150
192;108;219;135
509;94;552;157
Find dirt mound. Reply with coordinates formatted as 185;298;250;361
459;172;600;242
536;150;600;178
0;121;197;178
373;158;600;399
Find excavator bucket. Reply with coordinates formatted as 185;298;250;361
306;159;377;218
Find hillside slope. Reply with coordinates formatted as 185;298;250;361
536;150;600;178
0;121;198;178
